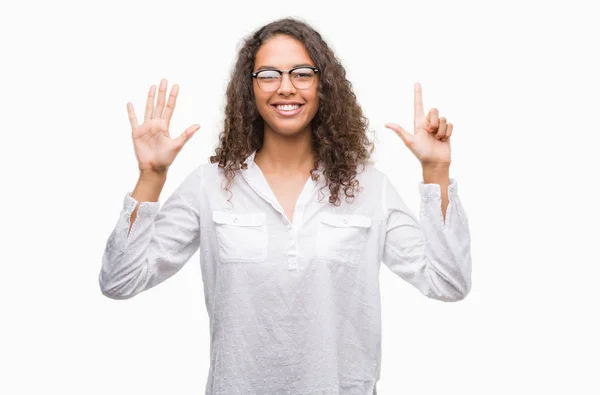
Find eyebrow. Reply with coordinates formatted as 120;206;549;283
255;63;314;70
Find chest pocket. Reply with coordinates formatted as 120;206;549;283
212;211;268;263
316;212;372;267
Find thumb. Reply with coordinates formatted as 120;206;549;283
385;123;413;147
175;124;200;148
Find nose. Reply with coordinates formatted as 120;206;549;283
277;72;296;95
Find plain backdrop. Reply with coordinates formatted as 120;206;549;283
1;0;598;394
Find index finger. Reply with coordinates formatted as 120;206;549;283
414;82;424;119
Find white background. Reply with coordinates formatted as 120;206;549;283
1;0;598;393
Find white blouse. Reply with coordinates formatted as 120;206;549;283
99;150;472;395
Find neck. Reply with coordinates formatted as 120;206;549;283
254;126;315;174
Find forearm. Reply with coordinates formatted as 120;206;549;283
422;164;450;223
129;171;167;234
382;169;471;301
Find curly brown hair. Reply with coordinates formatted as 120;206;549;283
210;17;374;205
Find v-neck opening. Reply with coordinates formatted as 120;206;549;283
254;164;315;225
242;151;319;226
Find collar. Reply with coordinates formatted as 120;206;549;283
243;150;324;174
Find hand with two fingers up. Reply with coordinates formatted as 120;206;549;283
127;78;200;175
385;82;453;168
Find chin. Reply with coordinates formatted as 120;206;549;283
270;123;311;137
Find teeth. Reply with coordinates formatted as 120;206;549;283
276;104;300;111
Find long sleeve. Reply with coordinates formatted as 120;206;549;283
381;175;472;301
99;167;203;300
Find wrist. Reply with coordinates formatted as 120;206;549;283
139;169;168;182
422;163;450;184
421;162;450;172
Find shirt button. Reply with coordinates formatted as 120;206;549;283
343;219;348;224
450;188;455;192
233;217;238;222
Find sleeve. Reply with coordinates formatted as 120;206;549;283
99;167;203;300
381;175;472;301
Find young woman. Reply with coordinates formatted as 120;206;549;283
99;18;472;395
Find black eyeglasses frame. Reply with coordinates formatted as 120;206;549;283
251;66;320;91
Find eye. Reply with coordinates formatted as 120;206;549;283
257;70;280;80
291;68;315;79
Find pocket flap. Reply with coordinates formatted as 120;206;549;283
212;211;265;227
319;212;372;228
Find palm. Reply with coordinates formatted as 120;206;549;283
385;83;452;167
411;112;451;165
133;118;179;173
127;79;200;173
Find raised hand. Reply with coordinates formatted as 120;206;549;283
384;82;452;167
127;78;200;174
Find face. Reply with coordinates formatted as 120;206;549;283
252;34;320;138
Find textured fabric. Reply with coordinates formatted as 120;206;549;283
99;151;472;394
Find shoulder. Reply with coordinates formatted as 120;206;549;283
354;161;389;190
321;161;389;207
194;161;227;186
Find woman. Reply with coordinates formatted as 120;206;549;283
99;17;472;395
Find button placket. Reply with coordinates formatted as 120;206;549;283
286;236;298;271
287;209;305;271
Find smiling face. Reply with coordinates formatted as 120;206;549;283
252;34;320;138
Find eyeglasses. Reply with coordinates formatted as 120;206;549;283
251;66;320;92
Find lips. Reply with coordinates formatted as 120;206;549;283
271;103;304;117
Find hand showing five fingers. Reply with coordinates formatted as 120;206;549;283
127;78;200;174
385;82;452;167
